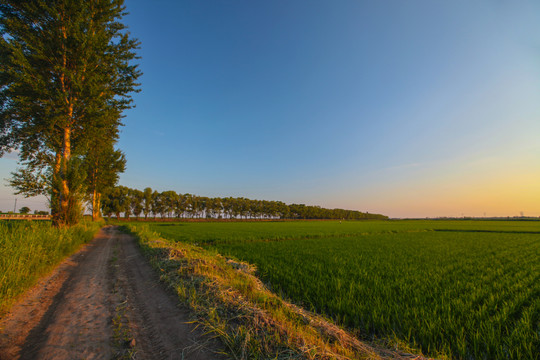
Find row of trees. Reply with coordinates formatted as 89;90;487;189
11;207;48;215
0;1;140;227
100;186;388;221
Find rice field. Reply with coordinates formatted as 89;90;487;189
150;220;540;360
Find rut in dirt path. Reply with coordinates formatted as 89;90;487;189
0;226;226;360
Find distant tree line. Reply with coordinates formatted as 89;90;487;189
100;186;388;220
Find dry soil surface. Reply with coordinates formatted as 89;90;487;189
0;226;226;360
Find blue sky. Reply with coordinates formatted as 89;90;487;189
1;0;539;218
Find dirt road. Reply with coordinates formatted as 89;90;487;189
0;226;225;360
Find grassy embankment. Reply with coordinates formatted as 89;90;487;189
0;220;102;315
148;220;540;360
123;222;404;360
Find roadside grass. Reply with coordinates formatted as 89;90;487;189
122;223;416;360
0;220;102;315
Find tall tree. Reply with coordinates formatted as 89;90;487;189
129;188;144;219
151;190;164;219
143;187;153;219
0;0;141;227
175;193;187;218
85;140;126;221
161;190;178;218
19;206;30;214
101;185;129;219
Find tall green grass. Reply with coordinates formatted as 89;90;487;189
0;220;102;315
151;220;540;360
123;223;388;359
150;220;540;245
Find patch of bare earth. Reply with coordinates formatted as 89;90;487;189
0;226;225;360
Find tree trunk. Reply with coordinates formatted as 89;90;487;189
58;126;71;227
51;152;62;227
92;190;101;221
54;21;70;228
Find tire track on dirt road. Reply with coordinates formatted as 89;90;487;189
0;226;225;360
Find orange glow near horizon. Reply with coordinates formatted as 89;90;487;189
333;153;540;218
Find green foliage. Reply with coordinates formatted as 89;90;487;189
8;166;50;198
18;206;30;214
0;220;102;314
124;223;385;359
53;156;88;226
102;185;130;218
104;186;387;220
0;0;140;227
85;140;126;219
143;187;153;219
151;220;540;360
149;219;540;245
128;188;144;218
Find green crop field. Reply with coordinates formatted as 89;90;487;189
149;220;540;360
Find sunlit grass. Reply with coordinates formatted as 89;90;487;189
150;220;540;359
0;220;102;314
124;223;390;359
149;219;540;245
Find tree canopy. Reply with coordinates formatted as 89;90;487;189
0;0;141;226
18;206;30;214
102;186;388;221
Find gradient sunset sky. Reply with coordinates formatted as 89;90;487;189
1;0;539;218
